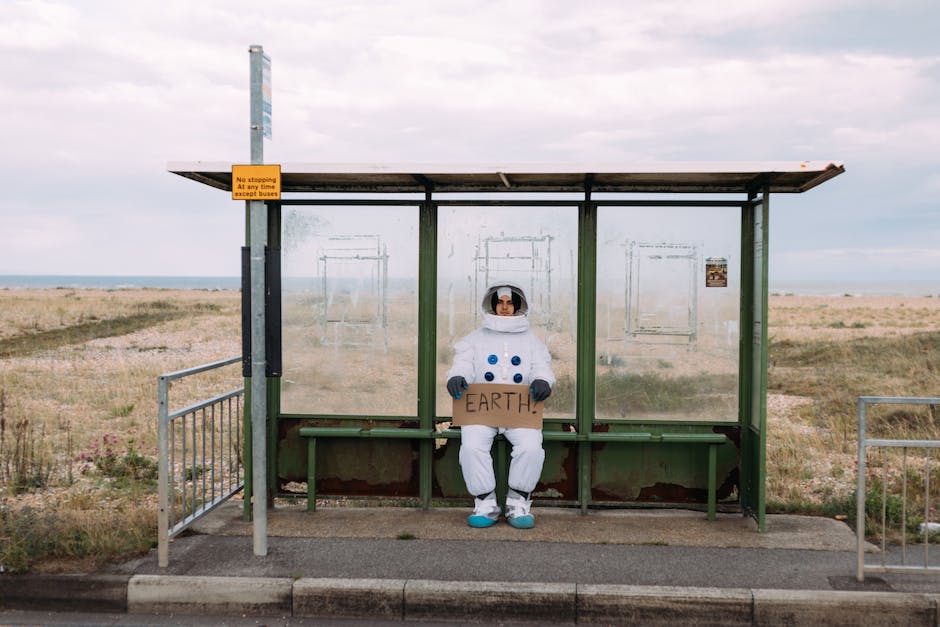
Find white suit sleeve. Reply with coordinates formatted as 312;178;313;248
529;336;555;387
446;333;477;382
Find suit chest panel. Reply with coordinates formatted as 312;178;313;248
474;334;532;384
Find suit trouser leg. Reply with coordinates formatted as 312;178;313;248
504;427;544;494
459;424;498;496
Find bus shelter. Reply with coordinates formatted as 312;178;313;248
170;161;844;534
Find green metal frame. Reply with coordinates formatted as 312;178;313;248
738;189;769;531
244;189;768;526
417;192;437;508
576;190;597;512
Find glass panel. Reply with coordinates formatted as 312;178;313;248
280;205;418;415
436;205;578;420
596;206;740;422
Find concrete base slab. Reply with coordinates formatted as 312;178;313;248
193;501;870;552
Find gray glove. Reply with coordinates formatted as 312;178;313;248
447;376;468;399
530;379;551;402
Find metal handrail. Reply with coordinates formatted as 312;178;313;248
158;356;244;567
857;395;940;581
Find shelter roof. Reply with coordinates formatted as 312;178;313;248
167;161;844;194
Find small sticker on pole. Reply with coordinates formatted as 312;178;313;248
232;164;281;200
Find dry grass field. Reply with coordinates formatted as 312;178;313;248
0;288;241;573
1;287;939;572
765;294;940;528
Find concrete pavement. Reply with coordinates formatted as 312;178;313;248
2;502;940;625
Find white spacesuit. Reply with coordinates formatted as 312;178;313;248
446;281;555;529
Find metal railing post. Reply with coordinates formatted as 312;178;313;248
857;395;940;581
157;375;170;568
856;397;867;581
157;356;243;567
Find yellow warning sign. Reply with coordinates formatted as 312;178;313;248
232;164;281;200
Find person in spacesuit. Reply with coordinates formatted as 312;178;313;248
445;282;555;529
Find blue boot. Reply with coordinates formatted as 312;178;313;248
467;493;499;528
505;490;534;529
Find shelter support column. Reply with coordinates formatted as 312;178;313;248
266;204;281;506
576;190;598;512
417;191;437;508
739;189;769;531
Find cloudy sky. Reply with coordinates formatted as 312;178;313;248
2;0;938;283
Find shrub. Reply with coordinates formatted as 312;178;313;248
78;434;158;486
0;500;156;573
107;404;135;419
0;396;57;495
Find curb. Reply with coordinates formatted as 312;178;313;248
128;574;293;615
2;575;939;625
0;574;129;613
752;589;938;626
402;580;577;623
578;584;753;625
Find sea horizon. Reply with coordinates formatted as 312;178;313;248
0;274;939;297
0;274;242;291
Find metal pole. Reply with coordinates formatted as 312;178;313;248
856;397;867;581
925;449;931;569
157;376;169;568
248;44;267;557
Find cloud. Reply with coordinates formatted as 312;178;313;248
0;0;938;283
773;247;940;281
0;213;74;256
0;0;81;50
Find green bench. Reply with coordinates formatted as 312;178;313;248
299;427;367;512
542;430;727;519
298;426;728;519
586;431;728;520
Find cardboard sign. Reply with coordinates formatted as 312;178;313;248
452;383;543;429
